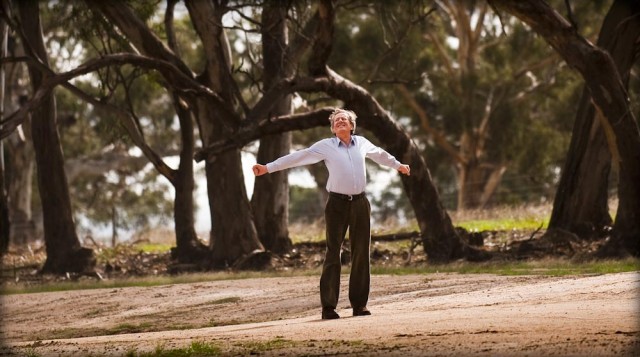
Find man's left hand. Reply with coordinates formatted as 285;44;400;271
398;164;410;176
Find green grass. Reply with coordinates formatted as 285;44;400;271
94;242;173;261
456;217;548;232
3;257;638;295
134;243;174;253
234;337;296;353
372;257;639;276
128;341;222;357
0;269;321;295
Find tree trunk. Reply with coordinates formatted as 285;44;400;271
351;106;466;263
163;2;207;264
185;0;265;267
18;0;94;274
307;163;330;208
3;17;36;249
88;0;261;267
0;16;9;255
490;0;640;256
171;95;208;264
549;0;640;236
252;2;293;254
7;137;37;246
0;159;8;255
302;2;464;261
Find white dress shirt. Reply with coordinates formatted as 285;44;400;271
266;135;402;195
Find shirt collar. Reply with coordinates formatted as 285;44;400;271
333;135;356;147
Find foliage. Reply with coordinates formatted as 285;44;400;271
288;185;324;223
6;1;634;258
34;2;181;236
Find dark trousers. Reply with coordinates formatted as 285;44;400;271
320;193;371;310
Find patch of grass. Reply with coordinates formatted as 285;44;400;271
203;296;241;305
1;269;321;295
289;220;325;244
134;243;174;254
449;203;552;231
4;256;637;296
44;327;110;340
108;322;154;335
234;337;296;353
372;257;640;276
93;242;172;262
23;348;40;357
129;340;222;357
457;217;548;232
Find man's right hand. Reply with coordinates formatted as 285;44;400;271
252;164;268;176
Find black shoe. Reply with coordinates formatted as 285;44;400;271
353;307;371;316
322;308;340;320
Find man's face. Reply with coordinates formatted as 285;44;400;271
332;114;353;134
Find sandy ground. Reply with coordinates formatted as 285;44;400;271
1;271;639;356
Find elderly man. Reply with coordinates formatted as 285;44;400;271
253;108;410;319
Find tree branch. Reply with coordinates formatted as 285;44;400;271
195;108;332;162
396;83;465;165
307;0;334;76
0;53;225;139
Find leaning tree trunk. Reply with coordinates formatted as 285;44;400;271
303;0;475;261
349;103;466;262
490;0;640;255
549;0;640;237
18;0;94;274
252;2;293;254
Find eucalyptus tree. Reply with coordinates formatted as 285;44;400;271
316;1;559;211
196;0;488;263
1;3;37;249
549;0;640;241
250;1;297;254
0;10;8;255
490;0;640;256
12;1;95;273
3;0;487;266
67;1;209;263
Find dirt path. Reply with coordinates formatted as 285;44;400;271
1;272;639;356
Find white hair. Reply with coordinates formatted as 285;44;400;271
328;108;357;134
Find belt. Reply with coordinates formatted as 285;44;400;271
329;191;366;201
